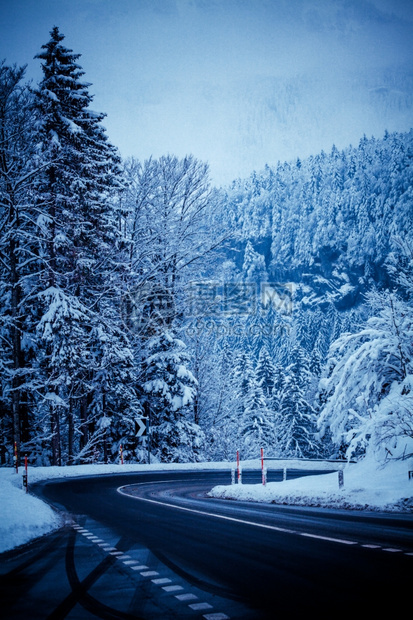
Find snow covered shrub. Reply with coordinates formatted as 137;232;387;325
318;289;413;461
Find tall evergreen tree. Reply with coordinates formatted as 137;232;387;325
255;346;277;401
204;335;239;461
232;348;255;412
0;62;38;464
31;27;129;464
240;374;275;458
33;26;123;299
277;344;319;457
143;330;202;462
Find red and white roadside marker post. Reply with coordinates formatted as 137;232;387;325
237;450;242;484
14;441;18;474
261;448;267;486
119;444;124;465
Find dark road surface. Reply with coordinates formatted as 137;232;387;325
1;469;412;619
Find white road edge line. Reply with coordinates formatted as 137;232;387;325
117;486;355;546
300;532;356;545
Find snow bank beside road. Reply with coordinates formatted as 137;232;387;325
0;472;61;554
209;458;413;512
0;460;236;554
1;457;411;554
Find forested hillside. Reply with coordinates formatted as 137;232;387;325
1;29;412;467
202;131;413;461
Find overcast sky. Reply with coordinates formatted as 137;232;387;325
1;0;413;185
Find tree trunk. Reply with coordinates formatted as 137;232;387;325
51;405;61;466
79;396;88;452
10;202;22;467
68;399;74;465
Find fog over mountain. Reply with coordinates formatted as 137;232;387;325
157;0;413;184
1;0;412;185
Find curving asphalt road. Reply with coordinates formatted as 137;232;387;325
1;469;412;619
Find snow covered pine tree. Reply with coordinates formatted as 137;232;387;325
143;330;203;462
30;27;135;464
0;62;40;465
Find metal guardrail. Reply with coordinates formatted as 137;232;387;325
263;457;357;464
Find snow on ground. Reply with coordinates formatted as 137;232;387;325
0;457;412;555
0;473;61;555
209;457;413;513
0;460;235;554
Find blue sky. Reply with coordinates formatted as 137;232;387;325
1;0;413;185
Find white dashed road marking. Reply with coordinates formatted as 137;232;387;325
73;523;232;616
176;593;198;601
162;584;184;592
383;548;403;553
71;520;243;619
189;601;213;611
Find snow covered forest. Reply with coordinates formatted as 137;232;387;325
1;28;412;467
